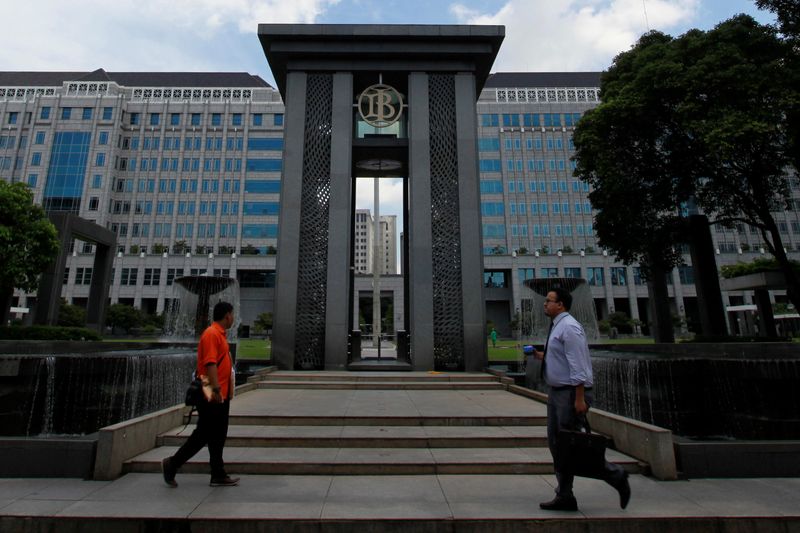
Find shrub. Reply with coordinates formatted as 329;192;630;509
57;299;86;328
720;258;800;279
0;325;101;341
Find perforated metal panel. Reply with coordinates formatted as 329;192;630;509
428;74;465;369
294;74;333;369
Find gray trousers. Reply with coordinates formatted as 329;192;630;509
547;387;626;497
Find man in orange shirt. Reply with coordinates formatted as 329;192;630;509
162;301;239;487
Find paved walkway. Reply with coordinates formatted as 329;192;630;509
2;371;799;531
2;474;799;521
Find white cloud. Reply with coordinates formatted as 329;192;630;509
450;0;699;72
0;0;338;73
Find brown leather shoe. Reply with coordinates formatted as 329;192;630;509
617;472;631;509
210;476;240;487
539;495;578;511
161;457;177;488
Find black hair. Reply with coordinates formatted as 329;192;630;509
550;287;572;311
213;301;234;322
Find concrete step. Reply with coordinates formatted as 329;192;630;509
216;414;547;427
256;381;506;390
261;371;499;382
158;425;549;448
125;446;644;476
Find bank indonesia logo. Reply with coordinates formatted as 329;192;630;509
358;84;403;128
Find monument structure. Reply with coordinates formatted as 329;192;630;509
259;24;504;371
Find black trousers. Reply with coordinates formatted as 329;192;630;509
170;399;230;478
547;387;626;498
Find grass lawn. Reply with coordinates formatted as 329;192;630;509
237;338;271;360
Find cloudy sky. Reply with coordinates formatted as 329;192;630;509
1;0;774;86
0;1;775;270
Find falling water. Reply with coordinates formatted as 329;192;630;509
590;352;800;439
6;350;196;436
519;277;600;346
162;275;240;342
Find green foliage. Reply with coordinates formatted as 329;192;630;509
0;325;101;341
253;312;273;333
151;243;167;254
57;299;86;328
105;303;143;332
720;258;800;279
608;312;634;334
573;15;800;310
0;181;59;294
172;240;188;254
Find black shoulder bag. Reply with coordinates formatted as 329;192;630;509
555;415;611;479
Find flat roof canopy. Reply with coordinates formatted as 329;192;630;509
258;24;505;96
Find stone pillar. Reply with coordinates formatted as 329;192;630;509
455;73;487;371
688;214;728;336
753;288;777;337
272;72;308;369
324;72;354;369
407;72;435;370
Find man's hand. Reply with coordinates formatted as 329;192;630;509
574;397;588;414
211;390;223;403
533;349;544;360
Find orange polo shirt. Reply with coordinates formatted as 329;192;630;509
197;321;232;399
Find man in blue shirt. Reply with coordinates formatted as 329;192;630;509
534;287;631;511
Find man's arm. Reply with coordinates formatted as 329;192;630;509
205;363;223;403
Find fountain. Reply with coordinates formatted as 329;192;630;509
519;277;600;344
163;274;240;343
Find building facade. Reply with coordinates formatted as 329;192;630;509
2;70;798;334
353;209;397;275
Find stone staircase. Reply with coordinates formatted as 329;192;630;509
123;371;644;477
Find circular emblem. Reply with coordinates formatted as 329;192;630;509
358;84;404;128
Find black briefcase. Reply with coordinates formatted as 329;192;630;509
555;416;610;479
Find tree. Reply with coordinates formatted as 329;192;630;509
680;16;800;312
253;312;273;333
105;303;143;332
574;17;800;337
57;299;87;328
0;181;59;324
573;31;696;342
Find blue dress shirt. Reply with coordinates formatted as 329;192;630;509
544;312;593;387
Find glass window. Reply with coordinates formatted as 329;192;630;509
27;174;38;187
587;267;604;286
565;267;581;278
149;113;160;126
479;159;501;172
274;114;283;126
170;113;180;126
480;114;499;127
502;114;520;127
611;267;627;286
211;113;221;126
82;108;93;120
232;113;242;126
34;131;45;144
191;113;201;126
98;131;108;145
95;153;105;167
31;152;42;166
483;271;507;288
244;180;281;193
61;107;72;120
102;107;113;120
252;113;263;126
130;112;139;125
247;138;284;151
40;107;51;119
246;159;282;172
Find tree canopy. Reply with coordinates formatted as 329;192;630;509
573;14;800;316
0;181;59;322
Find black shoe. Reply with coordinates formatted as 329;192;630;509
617;472;631;509
210;476;240;487
539;495;578;511
161;457;177;488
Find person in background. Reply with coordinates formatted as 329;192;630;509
490;327;498;348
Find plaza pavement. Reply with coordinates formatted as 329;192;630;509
1;371;798;532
